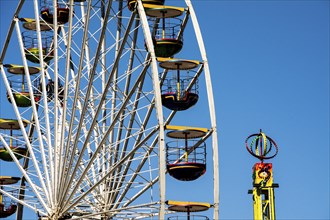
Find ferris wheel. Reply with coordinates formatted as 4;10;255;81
0;0;219;219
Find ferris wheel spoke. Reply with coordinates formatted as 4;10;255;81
108;5;122;146
108;100;159;206
62;57;150;209
112;114;159;205
111;134;159;210
114;111;183;208
122;173;160;209
0;187;48;216
60;124;158;216
11;0;63;209
59;3;93;198
0;0;218;219
66;1;119;153
1;0;29;64
60;12;138;202
15;101;45;219
106;72;149;204
0;65;54;207
105;47;150;173
134;9;167;215
29;1;61;207
178;8;189;39
57;25;106;201
54;2;75;199
0;135;50;214
58;3;114;205
99;4;111;197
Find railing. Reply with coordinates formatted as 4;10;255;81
166;140;206;164
168;215;210;220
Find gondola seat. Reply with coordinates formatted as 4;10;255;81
7;92;41;107
0;204;17;218
167;162;206;181
162;92;198;111
0;147;27;162
154;38;183;58
25;48;54;63
41;7;70;24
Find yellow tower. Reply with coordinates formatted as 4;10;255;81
245;130;279;220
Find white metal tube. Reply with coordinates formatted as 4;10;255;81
30;0;56;209
32;0;54;208
14;16;53;206
51;0;60;207
32;0;53;142
184;1;220;218
136;0;166;218
58;0;95;205
0;113;50;213
0;187;47;216
0;0;25;62
60;125;158;215
63;46;146;210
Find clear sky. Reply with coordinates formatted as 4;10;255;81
0;0;329;220
193;1;329;219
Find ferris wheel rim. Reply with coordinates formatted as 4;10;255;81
0;0;219;219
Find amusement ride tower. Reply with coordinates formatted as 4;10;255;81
246;130;279;220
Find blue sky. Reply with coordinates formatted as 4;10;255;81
194;1;329;219
1;0;329;220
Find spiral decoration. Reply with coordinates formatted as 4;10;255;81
245;130;278;161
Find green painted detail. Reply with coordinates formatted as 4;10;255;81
0;148;27;162
7;92;41;107
155;40;183;57
25;48;54;63
0;119;29;129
